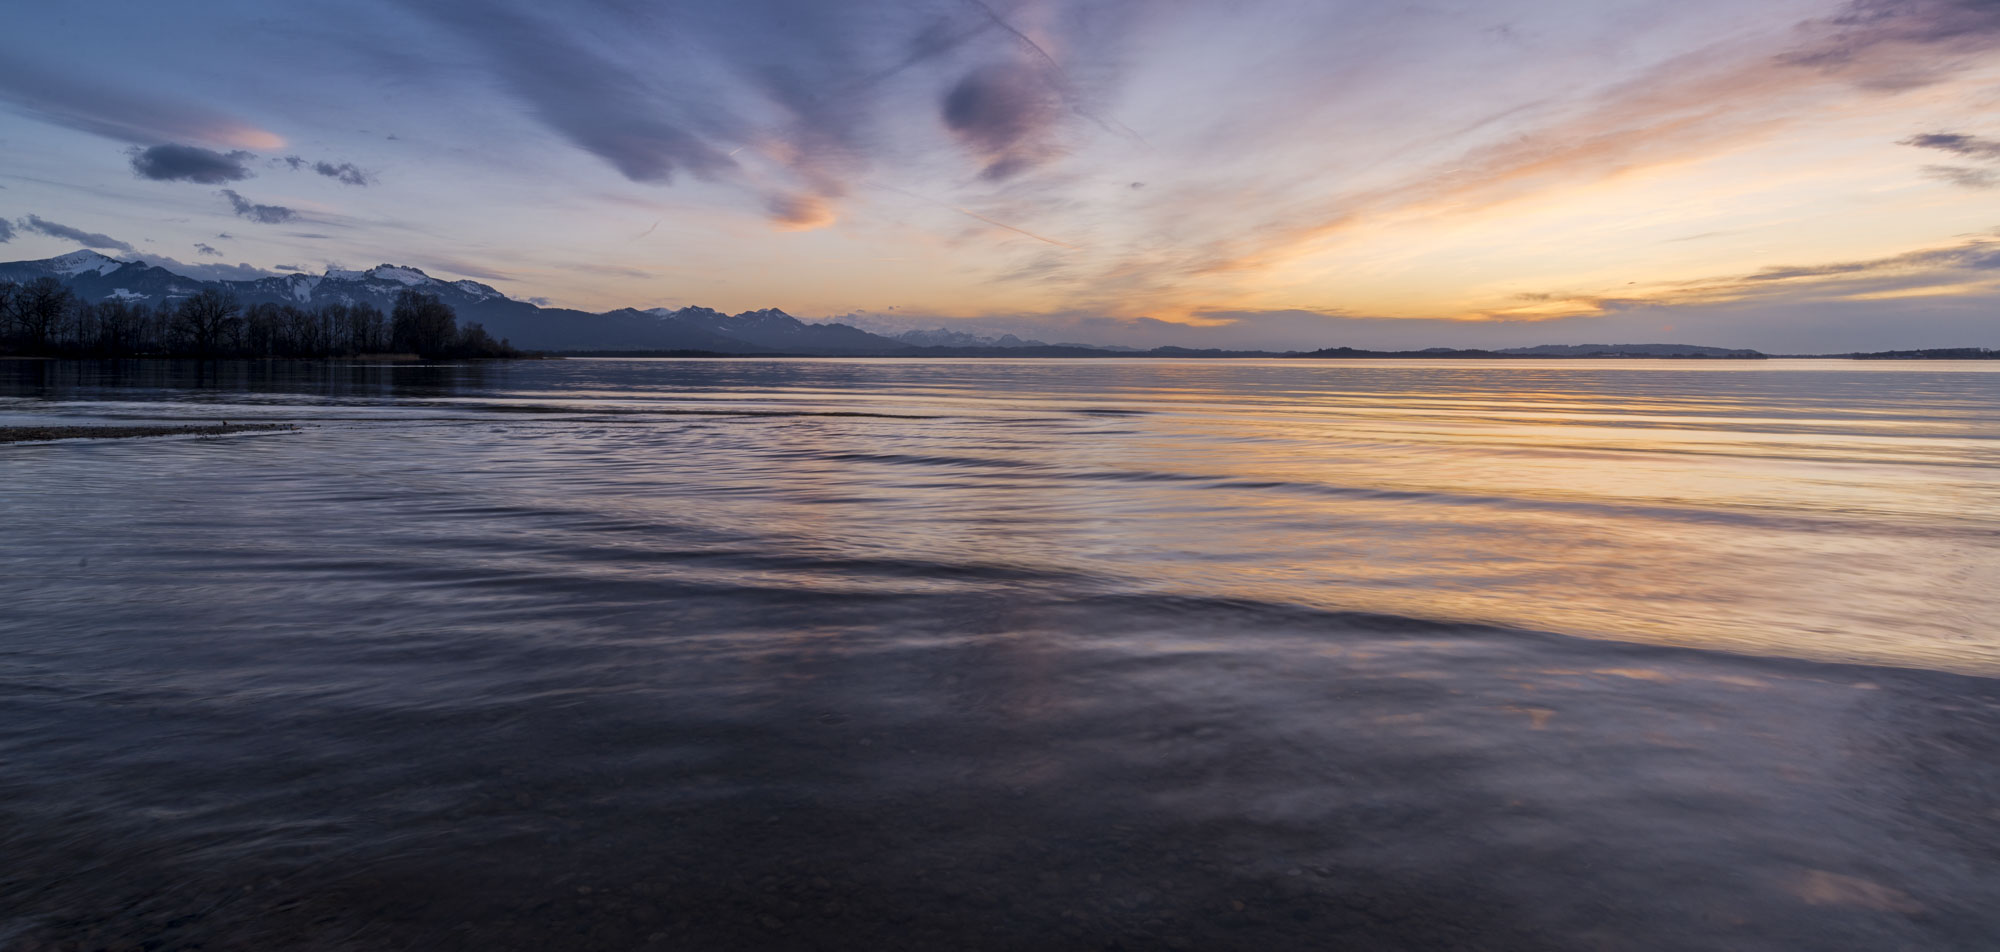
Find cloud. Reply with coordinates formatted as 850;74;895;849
17;215;135;252
387;0;1143;228
424;257;512;281
1740;236;2000;282
128;144;256;183
1901;132;2000;187
1058;0;2000;317
312;160;371;186
282;155;371;185
768;192;836;230
1452;232;2000;330
275;264;304;271
218;189;298;224
1921;165;2000;188
1900;132;2000;159
0;218;12;243
1786;0;2000;80
194;242;222;256
399;2;737;185
136;254;286;282
0;58;282;149
942;61;1064;179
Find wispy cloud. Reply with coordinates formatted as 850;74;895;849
1900;132;2000;159
1486;231;2000;321
17;214;134;252
1901;131;2000;187
397;1;738;185
0;58;281;149
1920;165;1999;188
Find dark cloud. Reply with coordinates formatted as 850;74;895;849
275;264;304;271
280;155;371;185
17;215;135;252
1921;165;1999;188
218;189;298;224
1788;0;2000;83
0;218;13;243
129;143;256;183
388;0;1144;224
942;62;1063;179
0;58;277;148
312;160;371;186
1901;132;2000;159
216;232;233;239
194;242;222;256
400;1;737;184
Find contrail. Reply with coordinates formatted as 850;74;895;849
869;180;1082;250
951;206;1079;249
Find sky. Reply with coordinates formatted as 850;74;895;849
2;0;1998;351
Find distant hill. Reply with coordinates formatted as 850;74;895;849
1839;348;1999;359
1494;343;1765;358
16;249;1983;360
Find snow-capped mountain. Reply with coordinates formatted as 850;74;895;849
891;327;1050;349
237;264;509;310
0;251;212;304
0;249;927;354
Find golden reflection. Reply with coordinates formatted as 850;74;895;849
1789;871;1925;914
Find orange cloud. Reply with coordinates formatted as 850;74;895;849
768;192;836;231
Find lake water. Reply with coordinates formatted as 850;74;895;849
3;357;1997;950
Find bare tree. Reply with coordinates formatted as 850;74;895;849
173;288;242;356
391;290;458;358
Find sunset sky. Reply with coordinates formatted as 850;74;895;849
2;0;1998;350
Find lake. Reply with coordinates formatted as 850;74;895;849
3;358;1997;950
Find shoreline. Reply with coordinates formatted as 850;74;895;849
0;422;298;444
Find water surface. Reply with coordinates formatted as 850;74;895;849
3;358;1997;950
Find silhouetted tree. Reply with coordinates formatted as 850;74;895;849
174;287;242;356
89;299;142;354
10;277;76;351
0;277;521;359
391;289;458;358
344;302;388;354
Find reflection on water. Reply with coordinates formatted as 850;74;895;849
2;358;1997;950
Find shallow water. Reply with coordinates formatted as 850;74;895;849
2;358;1997;950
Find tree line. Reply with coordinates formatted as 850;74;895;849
0;279;520;359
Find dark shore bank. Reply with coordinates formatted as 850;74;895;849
0;423;296;444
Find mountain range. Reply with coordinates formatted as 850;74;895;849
1;249;1782;358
